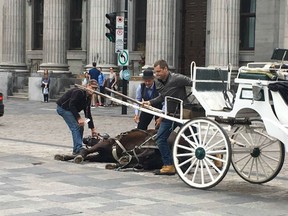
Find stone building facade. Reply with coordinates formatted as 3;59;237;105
0;0;287;100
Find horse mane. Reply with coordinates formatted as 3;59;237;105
115;129;156;141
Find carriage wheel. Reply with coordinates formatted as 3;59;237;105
173;118;231;189
231;119;285;184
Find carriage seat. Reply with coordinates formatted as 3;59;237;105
192;67;233;112
238;65;277;80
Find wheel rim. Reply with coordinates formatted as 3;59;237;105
231;120;285;184
173;118;231;189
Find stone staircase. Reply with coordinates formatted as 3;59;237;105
8;85;29;100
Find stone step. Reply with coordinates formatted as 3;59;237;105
8;95;29;100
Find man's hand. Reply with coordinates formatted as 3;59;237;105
91;128;98;137
142;101;151;108
155;117;162;129
134;115;140;124
78;118;85;127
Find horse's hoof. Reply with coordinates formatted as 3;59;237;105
213;154;223;170
105;163;116;169
74;155;84;164
54;154;65;161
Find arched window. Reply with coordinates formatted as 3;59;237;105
240;0;256;50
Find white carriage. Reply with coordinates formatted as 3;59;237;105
76;48;288;189
172;48;288;189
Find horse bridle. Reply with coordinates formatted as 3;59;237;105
111;130;158;170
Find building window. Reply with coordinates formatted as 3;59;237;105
33;0;44;50
69;0;83;49
240;0;256;50
135;0;147;51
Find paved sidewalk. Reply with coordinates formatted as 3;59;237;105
0;100;288;216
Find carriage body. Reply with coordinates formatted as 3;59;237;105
173;59;288;189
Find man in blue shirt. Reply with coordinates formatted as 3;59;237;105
88;62;100;81
134;70;162;130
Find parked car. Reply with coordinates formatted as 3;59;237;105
0;93;4;117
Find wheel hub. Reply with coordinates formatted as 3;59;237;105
250;147;260;157
195;147;206;160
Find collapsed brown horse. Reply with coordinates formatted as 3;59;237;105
54;129;165;170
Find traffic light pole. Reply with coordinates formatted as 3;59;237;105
121;0;128;115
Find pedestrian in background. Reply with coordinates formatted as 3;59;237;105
88;62;100;107
134;69;162;130
41;69;50;103
97;67;106;106
82;72;89;86
56;79;98;155
142;59;193;175
107;67;118;106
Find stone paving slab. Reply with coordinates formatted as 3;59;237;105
0;100;288;215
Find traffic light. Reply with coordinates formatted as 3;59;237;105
105;12;116;43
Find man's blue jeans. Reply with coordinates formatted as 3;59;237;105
156;119;178;166
57;105;83;154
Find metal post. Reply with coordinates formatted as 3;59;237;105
121;0;128;114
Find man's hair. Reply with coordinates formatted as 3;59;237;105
89;79;98;87
154;60;168;69
92;62;97;67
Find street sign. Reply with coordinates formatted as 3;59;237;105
115;29;124;53
118;50;129;66
116;16;124;29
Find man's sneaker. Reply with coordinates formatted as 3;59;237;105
154;165;176;175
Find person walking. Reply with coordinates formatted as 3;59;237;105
41;69;50;103
88;62;100;107
142;59;192;175
56;79;98;155
97;67;106;106
107;67;118;106
134;69;162;130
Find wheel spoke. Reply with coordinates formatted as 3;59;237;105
183;156;197;176
180;133;198;149
203;158;215;181
178;155;194;167
189;124;200;146
257;156;269;178
247;157;255;178
239;155;252;173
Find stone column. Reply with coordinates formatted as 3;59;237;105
40;0;69;73
87;0;117;71
208;0;240;68
145;0;176;69
0;0;27;71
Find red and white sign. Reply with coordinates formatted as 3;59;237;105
116;16;124;29
115;29;124;53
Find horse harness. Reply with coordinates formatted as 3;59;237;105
111;129;158;170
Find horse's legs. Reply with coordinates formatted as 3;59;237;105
54;154;76;161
